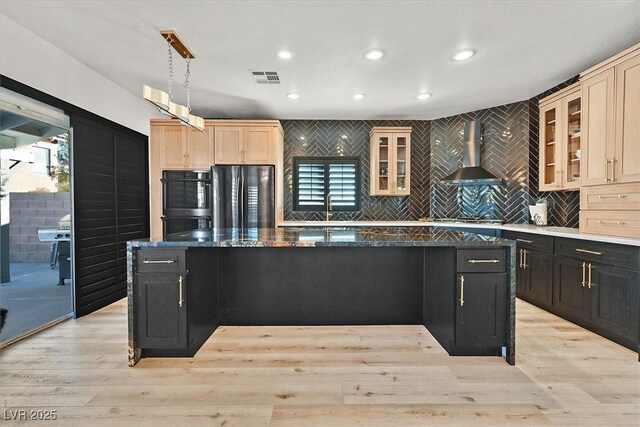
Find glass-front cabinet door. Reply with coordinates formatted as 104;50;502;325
539;101;560;191
369;127;412;196
538;82;581;192
563;93;581;189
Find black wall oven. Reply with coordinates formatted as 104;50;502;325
162;170;211;235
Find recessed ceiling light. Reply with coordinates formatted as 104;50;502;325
287;93;300;100
364;49;385;61
451;48;475;61
416;92;432;100
276;49;295;60
353;93;366;100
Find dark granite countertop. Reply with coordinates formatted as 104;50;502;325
128;227;515;248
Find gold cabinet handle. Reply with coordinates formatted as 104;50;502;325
605;159;613;182
587;263;593;289
178;275;184;307
581;262;586;288
519;249;523;268
468;259;500;264
597;194;626;199
598;220;625;226
143;259;176;264
612;158;617;182
522;249;528;269
575;248;602;256
516;238;533;244
460;275;465;307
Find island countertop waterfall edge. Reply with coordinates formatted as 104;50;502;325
127;227;517;366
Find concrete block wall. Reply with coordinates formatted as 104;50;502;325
9;192;71;263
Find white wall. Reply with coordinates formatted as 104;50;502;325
0;14;155;136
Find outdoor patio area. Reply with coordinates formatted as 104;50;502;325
0;263;73;344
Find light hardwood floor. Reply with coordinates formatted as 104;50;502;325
1;299;638;426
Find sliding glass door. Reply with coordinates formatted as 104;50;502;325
0;88;74;345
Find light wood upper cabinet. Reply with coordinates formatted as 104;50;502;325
581;69;616;186
154;124;214;170
614;54;640;184
214;126;274;164
370;127;411;196
214;126;244;164
581;45;639;186
538;84;581;191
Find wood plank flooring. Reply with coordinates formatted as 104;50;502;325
1;299;638;426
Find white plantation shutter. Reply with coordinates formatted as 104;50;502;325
294;157;359;211
297;162;325;207
328;163;357;208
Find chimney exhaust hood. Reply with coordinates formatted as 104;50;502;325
441;120;503;185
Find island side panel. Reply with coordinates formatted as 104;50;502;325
218;247;424;326
127;243;141;366
185;248;220;350
507;243;516;365
423;247;456;350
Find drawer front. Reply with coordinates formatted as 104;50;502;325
136;248;187;274
555;237;639;269
457;249;507;273
581;183;640;210
579;210;640;239
501;230;553;253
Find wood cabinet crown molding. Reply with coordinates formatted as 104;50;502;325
580;42;640;80
150;118;283;135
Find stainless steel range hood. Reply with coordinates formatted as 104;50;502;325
441;120;503;185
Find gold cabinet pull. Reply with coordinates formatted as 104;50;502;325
516;238;533;244
605;159;613;182
612;158;617;182
581;262;586;288
519;249;523;268
587;263;593;289
575;248;602;256
143;259;176;264
522;249;528;269
598;220;625;226
597;194;626;199
468;259;500;264
460;275;465;307
178;275;184;307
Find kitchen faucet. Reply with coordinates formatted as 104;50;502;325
326;193;333;222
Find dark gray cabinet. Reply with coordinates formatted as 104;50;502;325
136;273;187;348
553;255;590;321
523;250;554;309
455;273;506;348
503;231;639;352
133;247;219;357
589;263;639;346
502;231;553;309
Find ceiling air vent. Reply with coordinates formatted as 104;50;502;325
250;70;281;84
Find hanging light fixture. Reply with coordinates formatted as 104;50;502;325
143;30;204;132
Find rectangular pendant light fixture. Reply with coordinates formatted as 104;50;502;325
143;30;204;132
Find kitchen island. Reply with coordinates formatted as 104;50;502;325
127;227;516;366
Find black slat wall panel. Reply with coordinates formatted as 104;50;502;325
72;115;149;317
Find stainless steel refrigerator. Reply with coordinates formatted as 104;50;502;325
211;165;275;229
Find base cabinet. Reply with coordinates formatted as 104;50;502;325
136;273;187;349
589;263;639;343
553;255;590;320
133;248;218;357
518;249;554;310
455;273;506;348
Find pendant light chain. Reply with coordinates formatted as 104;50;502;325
184;58;191;111
167;41;174;100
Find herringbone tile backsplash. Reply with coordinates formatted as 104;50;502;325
282;78;581;227
282;120;430;221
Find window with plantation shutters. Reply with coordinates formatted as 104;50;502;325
293;157;360;211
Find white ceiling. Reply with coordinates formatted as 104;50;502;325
2;1;639;120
